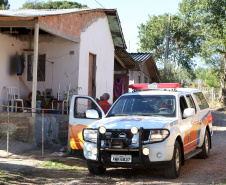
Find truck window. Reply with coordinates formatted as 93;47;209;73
74;97;101;118
186;94;197;113
107;95;176;118
193;92;209;110
179;96;188;119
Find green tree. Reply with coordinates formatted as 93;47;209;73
179;0;226;105
195;67;221;89
21;0;88;9
138;0;226;105
0;0;10;9
137;14;197;82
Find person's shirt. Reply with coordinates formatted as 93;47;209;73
98;100;111;114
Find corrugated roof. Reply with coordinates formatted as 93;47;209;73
0;8;103;17
0;8;126;49
129;53;153;63
115;49;139;69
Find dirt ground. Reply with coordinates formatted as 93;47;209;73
0;110;226;185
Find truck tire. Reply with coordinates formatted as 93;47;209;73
164;141;181;178
197;130;210;159
87;161;106;175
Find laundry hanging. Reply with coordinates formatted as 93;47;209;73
113;77;125;98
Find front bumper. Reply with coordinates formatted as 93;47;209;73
83;128;174;168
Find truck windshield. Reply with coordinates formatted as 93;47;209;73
107;95;176;118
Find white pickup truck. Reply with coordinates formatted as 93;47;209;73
69;83;213;178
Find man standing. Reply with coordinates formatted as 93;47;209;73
98;93;111;114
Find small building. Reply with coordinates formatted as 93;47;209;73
128;53;160;91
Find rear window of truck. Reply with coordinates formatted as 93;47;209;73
193;92;209;110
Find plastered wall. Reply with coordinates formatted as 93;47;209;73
78;17;114;103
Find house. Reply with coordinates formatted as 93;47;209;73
0;8;127;113
0;8;129;149
128;53;160;92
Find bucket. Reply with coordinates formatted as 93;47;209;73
31;101;42;113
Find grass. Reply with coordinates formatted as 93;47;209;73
38;159;87;173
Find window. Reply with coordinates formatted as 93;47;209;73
74;97;101;119
180;96;188;119
27;54;46;81
107;95;176;118
138;73;141;83
144;76;148;83
186;94;197;113
193;92;209;110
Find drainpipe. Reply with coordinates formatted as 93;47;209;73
32;21;39;117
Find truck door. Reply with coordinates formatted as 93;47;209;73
69;95;105;150
185;94;200;148
179;95;196;153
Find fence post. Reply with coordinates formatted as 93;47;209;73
7;102;10;157
42;110;44;156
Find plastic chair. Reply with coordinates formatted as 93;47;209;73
5;86;24;112
52;83;71;114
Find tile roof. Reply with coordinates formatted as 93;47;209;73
129;53;153;63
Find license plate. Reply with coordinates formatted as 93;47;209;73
111;155;132;162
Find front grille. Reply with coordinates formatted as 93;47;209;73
111;131;133;139
99;129;151;149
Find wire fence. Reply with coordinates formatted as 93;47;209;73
202;87;222;109
0;104;69;158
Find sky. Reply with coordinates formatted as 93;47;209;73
8;0;182;52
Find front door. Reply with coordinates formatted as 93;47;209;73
88;54;96;99
69;95;104;150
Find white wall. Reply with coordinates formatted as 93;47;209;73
0;16;114;110
78;17;114;103
0;33;30;111
0;32;80;112
20;36;80;99
129;70;150;92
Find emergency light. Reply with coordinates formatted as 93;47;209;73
128;83;181;89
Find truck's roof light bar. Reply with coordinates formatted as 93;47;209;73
128;83;181;89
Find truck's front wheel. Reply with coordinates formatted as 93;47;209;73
164;141;181;178
87;161;106;175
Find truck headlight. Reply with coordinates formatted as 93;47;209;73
99;126;106;134
83;129;97;143
149;129;169;142
131;126;138;135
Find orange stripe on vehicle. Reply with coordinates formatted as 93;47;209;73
183;120;201;153
69;124;88;150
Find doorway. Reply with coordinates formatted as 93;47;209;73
88;53;96;99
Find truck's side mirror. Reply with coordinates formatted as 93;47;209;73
183;108;195;118
86;109;99;119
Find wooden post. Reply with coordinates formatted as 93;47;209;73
32;21;39;117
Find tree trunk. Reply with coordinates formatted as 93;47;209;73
220;56;226;107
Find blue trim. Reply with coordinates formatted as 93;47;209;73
197;110;211;146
